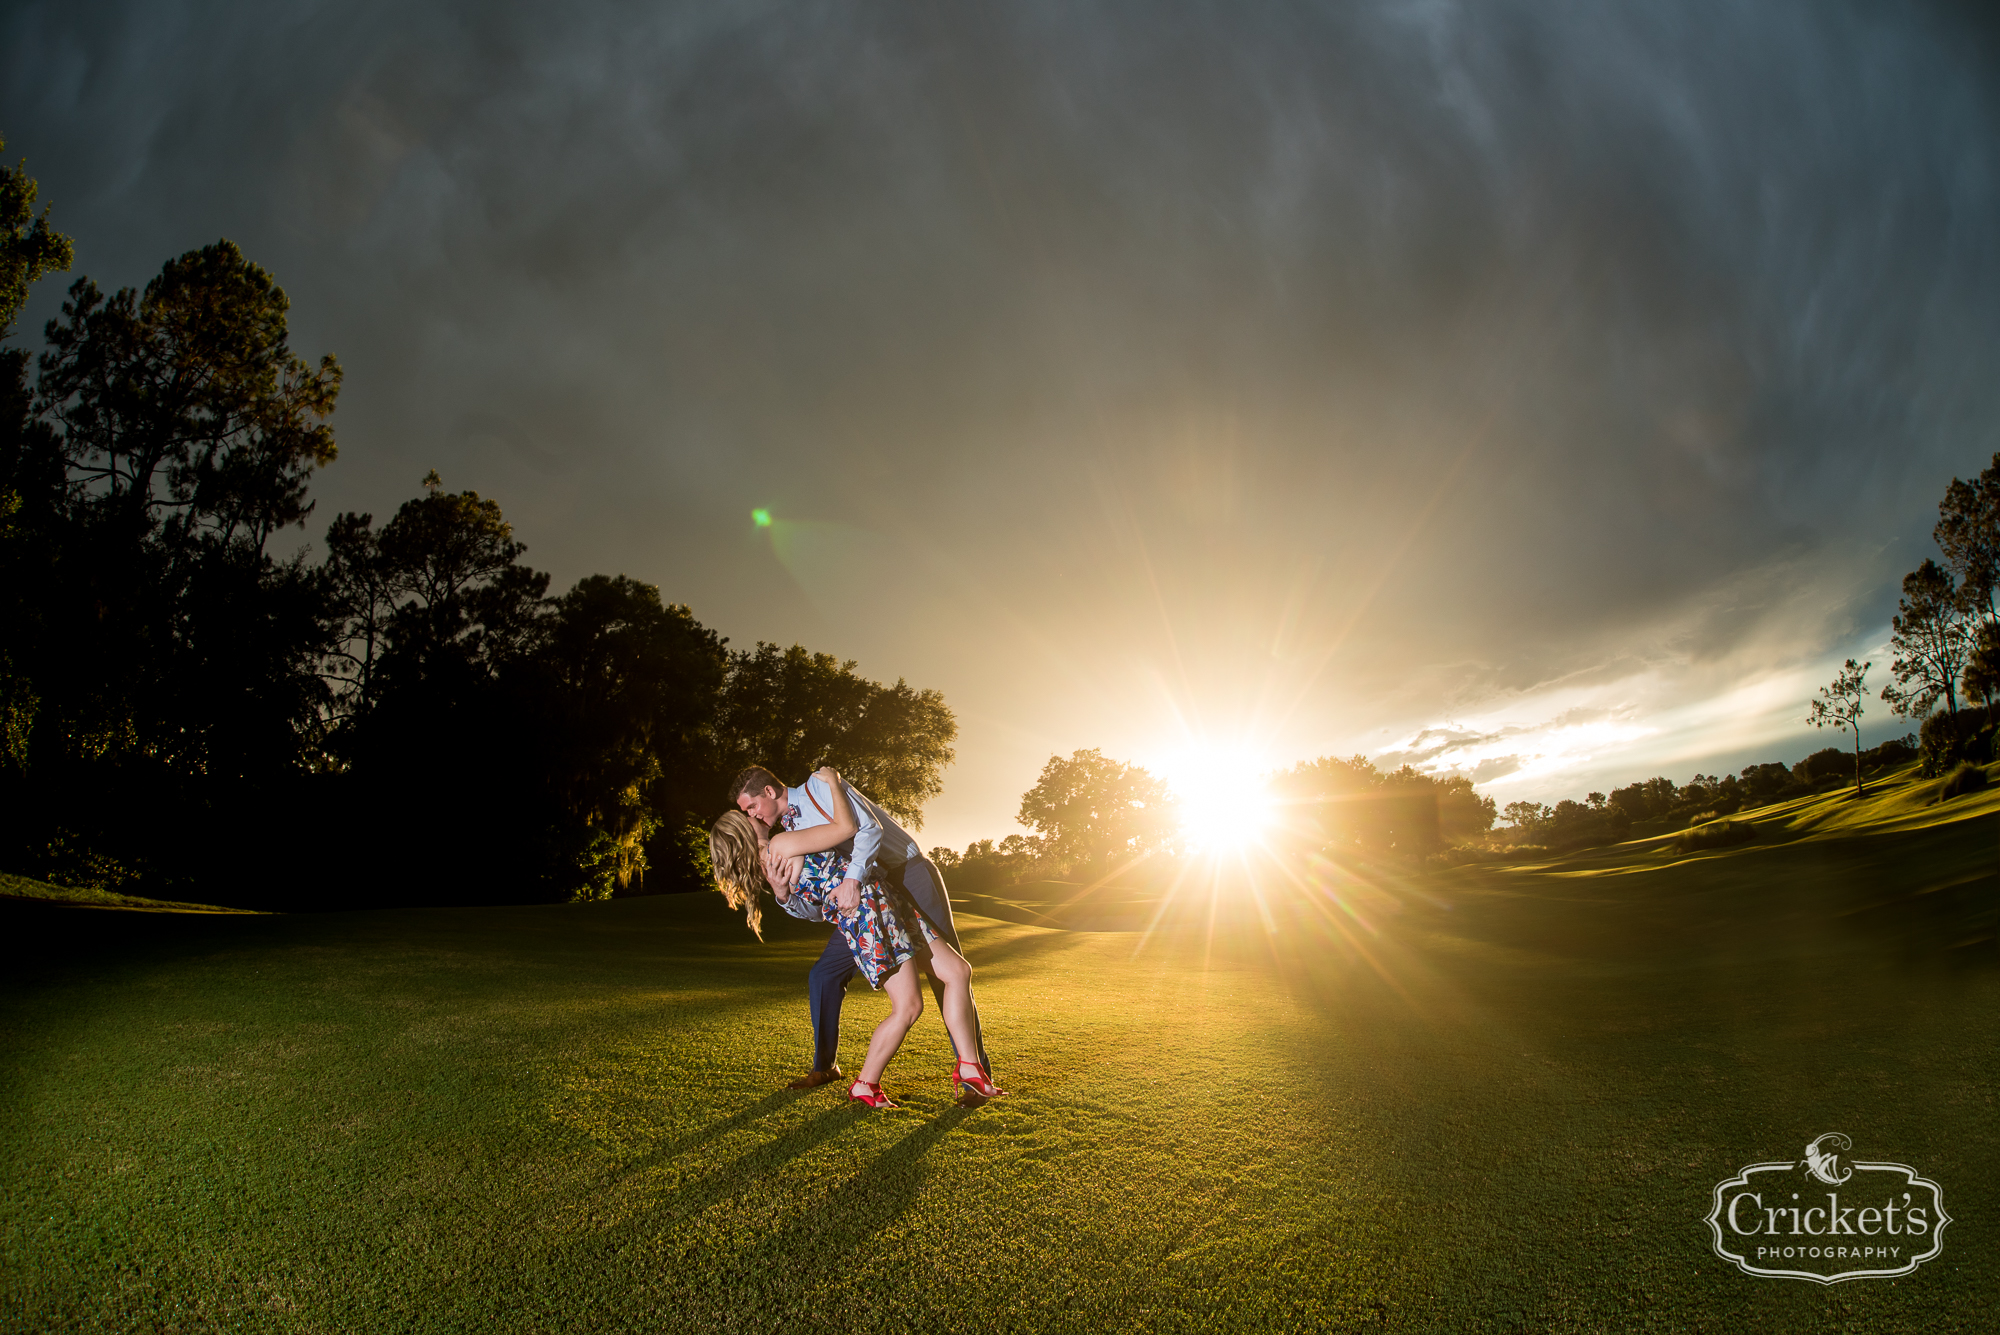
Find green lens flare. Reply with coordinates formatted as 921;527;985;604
752;508;772;528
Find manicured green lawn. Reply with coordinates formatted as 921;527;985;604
3;767;1995;1332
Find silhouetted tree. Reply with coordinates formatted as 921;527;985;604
1501;801;1551;839
1935;452;2000;629
0;139;71;781
1380;766;1495;840
716;642;956;826
1964;622;2000;707
1608;776;1677;822
1374;765;1451;855
1794;748;1851;787
324;479;547;722
39;242;340;550
1807;658;1870;796
1880;560;1970;722
525;574;728;897
34;243;342;781
1270;756;1489;855
322;475;560;727
0;168;962;906
1018;749;1174;867
1543;797;1630;848
1270;755;1380;845
0;137;73;338
931;832;1052;892
320;508;393;722
313;475;568;903
1737;763;1792;802
2;239;340;888
371;473;549;694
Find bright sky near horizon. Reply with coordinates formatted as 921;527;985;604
6;1;1999;849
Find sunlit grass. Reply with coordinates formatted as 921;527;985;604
3;778;1996;1332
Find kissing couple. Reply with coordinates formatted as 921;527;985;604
708;764;1005;1110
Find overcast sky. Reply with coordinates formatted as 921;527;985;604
7;0;1999;846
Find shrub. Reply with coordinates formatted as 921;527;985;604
1938;761;1989;801
1918;713;1961;777
1917;709;1996;777
1674;818;1757;853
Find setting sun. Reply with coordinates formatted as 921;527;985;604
1157;745;1277;853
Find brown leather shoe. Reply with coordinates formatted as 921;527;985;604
787;1066;843;1090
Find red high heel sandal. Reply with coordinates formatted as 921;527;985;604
952;1059;1007;1104
848;1078;899;1109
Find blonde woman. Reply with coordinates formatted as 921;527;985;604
709;768;1001;1109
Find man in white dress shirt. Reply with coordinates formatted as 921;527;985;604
732;764;991;1089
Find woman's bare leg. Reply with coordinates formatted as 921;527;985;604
857;963;923;1086
921;941;981;1067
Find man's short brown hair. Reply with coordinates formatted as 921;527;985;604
730;765;785;803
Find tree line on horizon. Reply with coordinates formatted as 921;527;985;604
0;153;955;910
1491;734;1918;853
931;748;1499;892
927;729;1943;888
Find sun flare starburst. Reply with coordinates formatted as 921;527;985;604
1158;745;1276;854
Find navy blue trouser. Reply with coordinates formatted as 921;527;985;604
806;855;991;1074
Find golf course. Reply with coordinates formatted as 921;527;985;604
4;761;1995;1333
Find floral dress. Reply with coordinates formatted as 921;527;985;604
790;847;939;989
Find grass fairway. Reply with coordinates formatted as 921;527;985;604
3;766;1996;1332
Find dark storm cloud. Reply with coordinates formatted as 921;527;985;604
5;0;1997;832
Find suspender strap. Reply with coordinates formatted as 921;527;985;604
806;786;833;823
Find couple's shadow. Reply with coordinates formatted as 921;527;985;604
747;1100;973;1268
607;1085;974;1249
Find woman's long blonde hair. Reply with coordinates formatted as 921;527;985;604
708;810;768;940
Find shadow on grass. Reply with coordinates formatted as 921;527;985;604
643;1089;804;1163
745;1104;974;1264
606;1098;874;1220
592;1095;974;1302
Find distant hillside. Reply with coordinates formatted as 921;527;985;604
1415;758;1999;969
